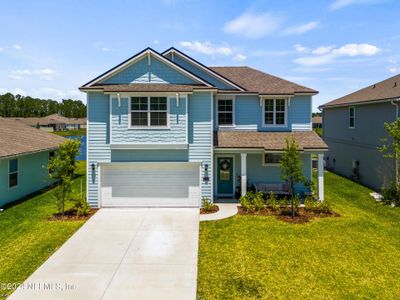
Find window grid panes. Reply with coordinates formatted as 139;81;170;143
131;96;168;127
218;99;233;125
9;159;18;188
349;107;355;128
264;99;286;126
264;154;282;164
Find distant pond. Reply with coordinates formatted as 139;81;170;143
66;135;86;161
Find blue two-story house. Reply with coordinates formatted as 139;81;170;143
80;47;327;207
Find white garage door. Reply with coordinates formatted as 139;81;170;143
100;162;200;207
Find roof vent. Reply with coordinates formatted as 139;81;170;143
372;84;376;88
394;81;397;88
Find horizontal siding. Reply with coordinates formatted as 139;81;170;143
87;92;111;207
188;92;213;201
111;96;187;144
111;149;189;162
0;151;55;207
102;56;197;85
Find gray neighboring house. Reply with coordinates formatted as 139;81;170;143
320;74;400;191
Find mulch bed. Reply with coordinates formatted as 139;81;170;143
48;208;98;221
237;206;340;224
200;205;220;215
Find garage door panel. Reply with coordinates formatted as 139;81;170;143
100;163;200;207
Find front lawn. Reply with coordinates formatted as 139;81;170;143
197;172;400;299
0;161;88;298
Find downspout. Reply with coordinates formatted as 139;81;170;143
390;98;400;185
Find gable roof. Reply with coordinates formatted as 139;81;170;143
210;67;318;95
0;118;66;158
80;47;213;89
162;47;245;91
321;74;400;108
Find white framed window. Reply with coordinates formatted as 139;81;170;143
129;96;169;128
349;106;355;128
217;98;234;126
9;158;18;188
262;98;287;127
262;153;282;166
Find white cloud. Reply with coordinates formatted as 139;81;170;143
294;43;381;66
179;41;233;56
9;68;56;80
233;53;247;62
283;21;318;35
223;11;283;39
389;67;399;73
93;41;112;52
13;44;21;50
0;47;3;52
154;40;159;44
312;45;335;55
0;87;84;101
329;0;386;11
294;44;309;53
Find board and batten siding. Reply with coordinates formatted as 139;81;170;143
110;96;187;144
87;92;111;207
101;56;197;85
215;95;312;131
0;151;54;207
188;92;213;201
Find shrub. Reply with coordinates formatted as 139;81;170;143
240;191;265;212
202;197;217;212
381;182;400;207
316;199;333;214
266;192;280;211
253;192;265;211
293;195;301;210
304;196;317;211
71;195;90;216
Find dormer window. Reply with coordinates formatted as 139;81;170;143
262;98;287;127
218;98;234;126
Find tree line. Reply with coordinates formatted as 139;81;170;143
0;93;86;118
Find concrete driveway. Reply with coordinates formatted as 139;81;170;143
9;208;199;300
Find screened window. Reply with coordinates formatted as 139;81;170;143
263;98;287;126
131;96;168;127
48;151;55;174
264;153;282;165
349;106;355;128
218;99;233;126
9;159;18;188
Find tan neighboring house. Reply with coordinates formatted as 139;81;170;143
312;116;322;129
10;113;87;132
0;118;65;207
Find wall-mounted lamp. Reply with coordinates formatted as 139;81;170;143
204;164;208;172
91;163;96;172
117;93;121;107
203;164;209;182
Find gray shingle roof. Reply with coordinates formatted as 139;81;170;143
0;118;66;158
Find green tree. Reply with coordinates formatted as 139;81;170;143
379;118;400;198
48;139;81;215
280;138;306;217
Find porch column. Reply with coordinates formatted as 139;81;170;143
241;153;247;197
318;153;324;201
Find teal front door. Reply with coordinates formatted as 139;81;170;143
217;157;234;195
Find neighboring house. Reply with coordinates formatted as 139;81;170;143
312;116;322;129
10;114;87;132
0;118;65;207
320;74;400;191
80;47;327;208
46;113;87;130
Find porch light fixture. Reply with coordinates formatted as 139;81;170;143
117;93;121;107
204;164;208;172
176;93;180;107
91;163;96;172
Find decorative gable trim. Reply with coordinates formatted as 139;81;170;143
81;47;213;88
162;47;246;91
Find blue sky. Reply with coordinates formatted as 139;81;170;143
0;0;399;111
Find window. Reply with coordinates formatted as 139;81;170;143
130;96;168;127
263;153;282;165
349;106;355;128
48;151;55;174
218;99;234;126
263;98;287;126
9;159;18;188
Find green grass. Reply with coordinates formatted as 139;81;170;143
0;161;88;298
197;172;400;299
52;129;86;136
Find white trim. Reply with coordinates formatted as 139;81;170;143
98;164;101;208
349;106;355;129
185;95;189;145
109;95;113;143
110;143;188;150
317;153;324;201
86;92;89;206
8;158;19;190
210;92;214;202
215;154;236;197
216;95;235;128
83;49;212;87
240;153;247;197
128;96;170;129
319;97;400;109
106;92;193;96
163;49;245;91
261;97;288;128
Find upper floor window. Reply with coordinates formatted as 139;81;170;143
218;98;234;126
349;106;355;128
130;96;168;127
9;158;18;188
263;98;287;127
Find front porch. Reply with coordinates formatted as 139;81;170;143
213;130;328;201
